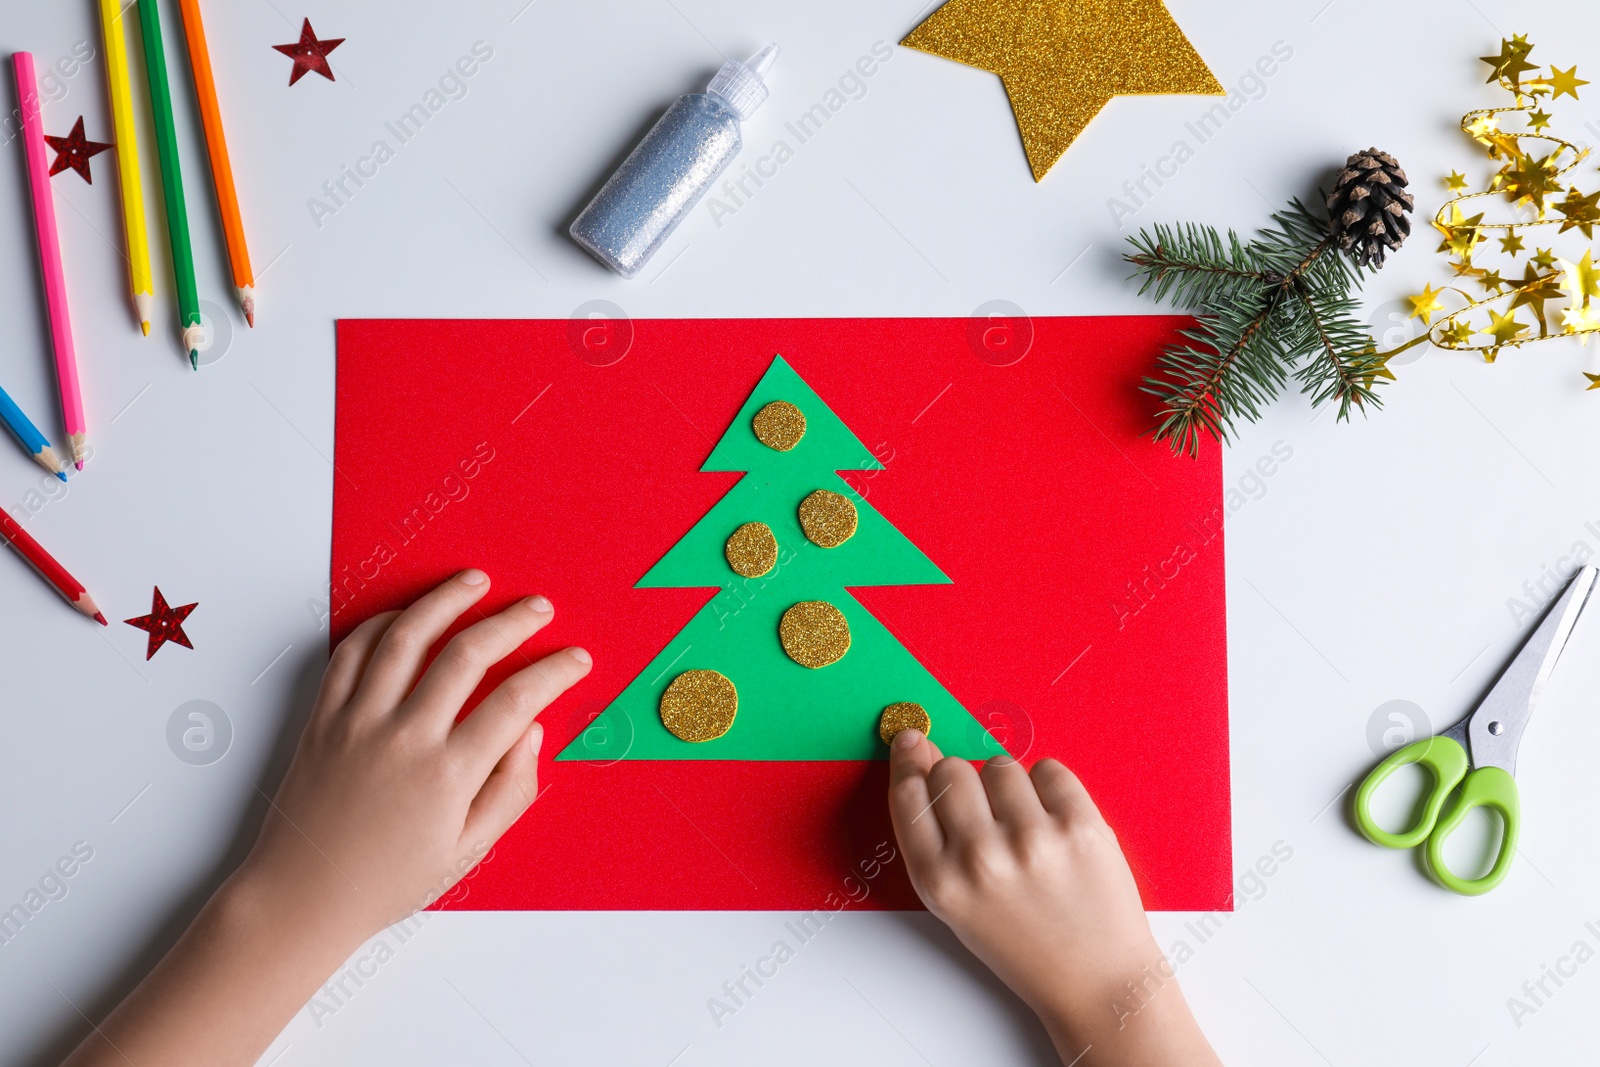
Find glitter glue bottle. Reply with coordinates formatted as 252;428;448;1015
570;44;778;278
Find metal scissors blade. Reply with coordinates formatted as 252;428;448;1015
1464;564;1597;775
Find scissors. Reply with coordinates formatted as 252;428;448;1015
1355;564;1596;895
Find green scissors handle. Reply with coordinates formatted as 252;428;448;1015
1354;735;1522;896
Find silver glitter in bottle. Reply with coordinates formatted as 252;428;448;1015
571;45;778;278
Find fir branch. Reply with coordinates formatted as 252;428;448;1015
1285;281;1383;417
1125;222;1263;309
1143;296;1289;457
1126;197;1388;456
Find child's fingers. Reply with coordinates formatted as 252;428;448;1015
1031;758;1108;828
927;755;994;843
313;610;398;715
351;570;491;712
449;647;592;776
980;756;1048;828
459;721;545;849
887;730;945;860
403;596;557;732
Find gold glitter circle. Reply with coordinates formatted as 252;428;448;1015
752;401;806;451
879;702;931;744
660;669;738;743
779;601;851;668
798;489;858;548
725;522;778;578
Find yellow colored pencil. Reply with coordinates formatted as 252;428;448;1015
99;0;154;335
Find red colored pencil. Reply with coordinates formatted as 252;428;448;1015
0;511;106;624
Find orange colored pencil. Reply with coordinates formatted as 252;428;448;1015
176;0;255;326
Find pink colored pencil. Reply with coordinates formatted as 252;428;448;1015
13;53;87;470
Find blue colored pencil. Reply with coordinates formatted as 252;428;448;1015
0;385;68;480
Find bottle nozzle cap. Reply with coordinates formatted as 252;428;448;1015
747;43;779;77
707;42;779;121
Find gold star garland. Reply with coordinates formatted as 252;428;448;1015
1397;37;1600;382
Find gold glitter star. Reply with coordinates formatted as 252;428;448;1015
1409;284;1446;323
1585;372;1600;388
901;0;1223;181
1445;170;1470;191
1433;203;1462;247
1533;247;1559;269
1559;249;1600;304
1510;262;1563;333
1481;39;1538;85
1361;350;1397;387
1485;131;1525;161
1500;230;1525;254
1466;113;1500;140
1440;319;1476;346
1557;186;1600;237
1485;307;1530;347
1528;110;1553;131
1499;152;1561;211
1563;304;1600;338
1440;211;1486;258
1479;269;1508;293
1548;65;1588;99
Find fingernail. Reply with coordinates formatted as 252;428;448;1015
460;569;487;586
569;647;592;666
894;728;924;749
527;595;553;613
529;723;545;754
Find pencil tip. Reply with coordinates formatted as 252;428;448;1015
246;312;255;328
94;612;108;626
141;321;151;336
55;471;68;482
74;461;84;471
190;350;199;370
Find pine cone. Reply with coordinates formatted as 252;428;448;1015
1326;148;1414;268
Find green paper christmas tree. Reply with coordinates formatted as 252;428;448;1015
558;356;1005;762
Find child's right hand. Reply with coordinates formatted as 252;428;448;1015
237;569;592;950
887;730;1221;1067
63;570;593;1067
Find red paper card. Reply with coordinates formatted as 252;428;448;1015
332;317;1231;911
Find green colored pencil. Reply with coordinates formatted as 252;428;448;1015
138;0;203;369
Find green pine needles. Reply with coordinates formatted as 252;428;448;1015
1126;198;1393;457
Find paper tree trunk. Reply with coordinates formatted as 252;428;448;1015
558;356;1005;761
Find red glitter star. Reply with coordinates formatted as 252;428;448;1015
45;117;113;184
273;18;344;85
125;587;198;660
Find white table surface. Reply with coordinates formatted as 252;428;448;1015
3;0;1600;1064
